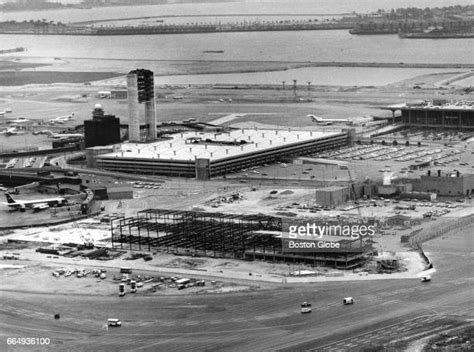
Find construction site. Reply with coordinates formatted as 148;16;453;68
110;209;374;269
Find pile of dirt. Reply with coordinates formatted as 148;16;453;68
51;95;88;103
166;257;207;269
275;211;298;217
215;261;238;269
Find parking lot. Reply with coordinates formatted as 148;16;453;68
226;138;473;184
1;155;46;169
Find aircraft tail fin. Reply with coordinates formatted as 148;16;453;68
308;115;322;122
5;192;15;204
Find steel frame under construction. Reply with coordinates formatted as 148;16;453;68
111;209;373;269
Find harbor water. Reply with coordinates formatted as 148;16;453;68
0;0;473;86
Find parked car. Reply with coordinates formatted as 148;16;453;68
301;302;312;313
343;297;354;305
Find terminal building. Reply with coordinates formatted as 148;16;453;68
383;100;474;130
85;67;354;179
92;128;352;180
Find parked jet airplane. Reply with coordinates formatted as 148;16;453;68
1;127;19;136
308;114;373;126
49;114;74;124
48;133;84;139
7;117;30;124
3;192;67;212
307;114;353;125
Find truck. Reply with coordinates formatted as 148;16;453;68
107;318;122;327
175;278;190;286
120;267;132;274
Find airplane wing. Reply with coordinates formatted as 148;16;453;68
32;203;49;211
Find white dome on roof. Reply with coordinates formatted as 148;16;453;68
94;103;103;109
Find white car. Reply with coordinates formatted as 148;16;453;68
343;297;354;305
301;302;312;313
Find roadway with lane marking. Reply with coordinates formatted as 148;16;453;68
0;228;472;351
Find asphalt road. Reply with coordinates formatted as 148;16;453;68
0;228;472;352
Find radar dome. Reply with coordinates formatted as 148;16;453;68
94;103;103;110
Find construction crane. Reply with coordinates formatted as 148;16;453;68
67;207;94;249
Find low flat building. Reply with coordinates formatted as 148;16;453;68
84;182;133;200
316;186;350;207
396;171;474;197
418;170;474;197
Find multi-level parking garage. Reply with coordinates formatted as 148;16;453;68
110;209;374;269
93;128;352;179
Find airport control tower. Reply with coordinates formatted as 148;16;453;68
126;69;156;142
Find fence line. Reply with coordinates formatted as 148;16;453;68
409;214;474;248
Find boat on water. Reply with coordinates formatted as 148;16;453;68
349;28;397;35
202;50;224;53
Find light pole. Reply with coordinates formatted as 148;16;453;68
293;80;297;101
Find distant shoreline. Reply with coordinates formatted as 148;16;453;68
1;59;472;86
72;13;352;25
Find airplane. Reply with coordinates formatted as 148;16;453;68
48;114;74;124
1;127;15;135
48;133;84;139
1;127;24;136
3;192;67;212
307;115;333;125
6;127;18;136
7;117;30;124
308;114;352;125
39;129;54;135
